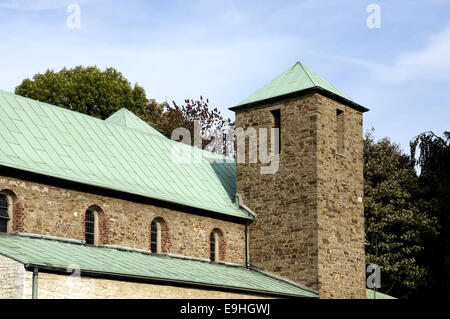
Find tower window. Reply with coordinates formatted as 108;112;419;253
85;209;96;245
271;109;281;154
336;109;345;154
0;194;9;233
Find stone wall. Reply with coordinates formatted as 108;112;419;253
0;175;246;264
235;92;366;298
21;272;270;299
0;254;27;299
315;94;366;298
236;94;320;290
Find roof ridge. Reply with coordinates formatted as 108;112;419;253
118;108;128;126
104;107;166;137
1;90;163;140
103;117;169;140
0;89;114;125
1;90;237;162
230;61;368;112
300;63;352;101
297;61;316;88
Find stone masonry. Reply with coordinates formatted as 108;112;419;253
26;272;271;299
0;255;27;299
235;92;366;298
0;175;246;265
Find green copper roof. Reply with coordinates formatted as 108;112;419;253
105;108;165;137
230;62;368;112
0;234;318;298
366;289;397;299
0;89;250;220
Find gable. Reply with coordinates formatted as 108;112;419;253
105;108;165;137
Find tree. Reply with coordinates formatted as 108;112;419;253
139;97;235;156
170;97;235;155
364;130;438;298
410;131;450;299
15;66;148;119
15;66;235;157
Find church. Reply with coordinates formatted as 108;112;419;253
0;62;389;299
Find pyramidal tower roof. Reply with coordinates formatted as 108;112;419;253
105;108;165;137
230;62;368;112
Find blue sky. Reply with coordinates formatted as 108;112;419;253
1;0;449;151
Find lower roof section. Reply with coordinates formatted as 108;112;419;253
0;233;318;298
366;289;397;299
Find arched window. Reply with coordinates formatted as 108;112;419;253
0;194;9;233
85;209;99;245
150;217;169;254
210;231;218;262
150;219;161;253
210;228;225;262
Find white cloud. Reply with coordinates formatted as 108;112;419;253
306;26;450;85
373;26;450;83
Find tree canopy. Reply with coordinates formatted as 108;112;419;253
15;66;234;155
364;130;438;298
410;131;450;299
15;66;148;119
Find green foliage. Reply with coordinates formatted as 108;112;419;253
15;66;148;119
364;130;438;298
410;131;450;299
138;97;235;154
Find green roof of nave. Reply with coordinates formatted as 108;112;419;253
0;89;250;220
104;107;165;137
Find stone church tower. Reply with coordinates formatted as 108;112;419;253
230;62;369;298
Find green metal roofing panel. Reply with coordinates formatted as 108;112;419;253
0;234;318;298
366;289;397;299
231;62;365;111
104;108;165;137
0;90;250;220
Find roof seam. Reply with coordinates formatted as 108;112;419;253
297;61;316;87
